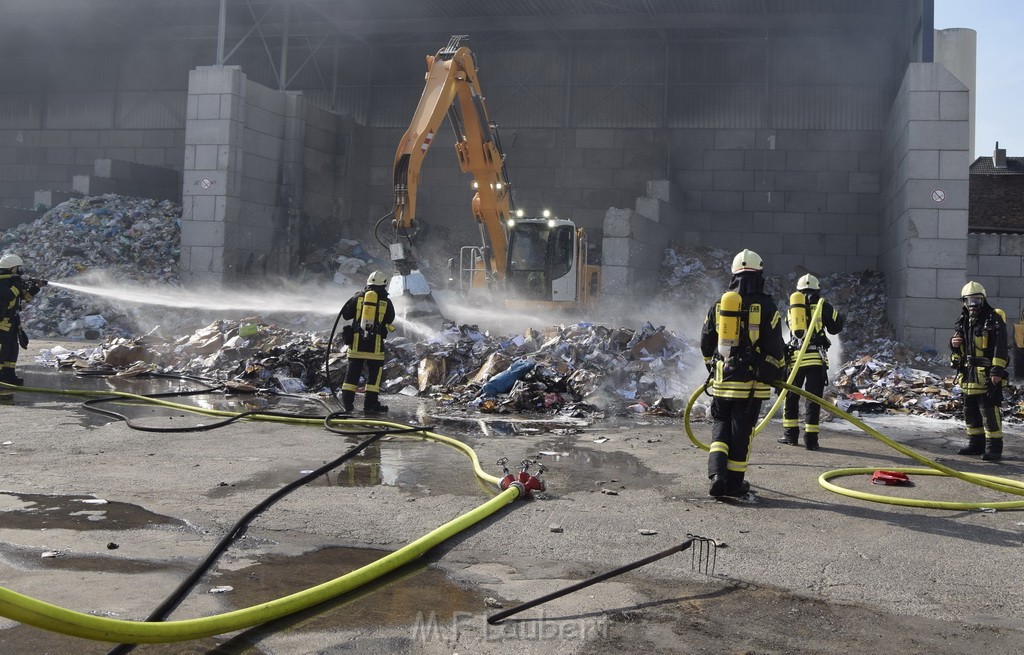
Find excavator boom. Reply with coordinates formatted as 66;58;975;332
393;35;511;278
388;36;600;319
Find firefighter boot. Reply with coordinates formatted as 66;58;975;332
340;390;355;413
724;471;750;497
0;369;24;386
364;392;389;415
981;438;1003;462
707;452;728;497
804;433;819;451
958;436;985;456
777;428;799;445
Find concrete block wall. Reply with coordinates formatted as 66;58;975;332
880;63;970;351
967;233;1024;323
181;66;351;286
181;66;245;285
666;128;882;276
0;117;185;212
0;206;42;231
362;127;667;261
72;158;180;201
600;179;686;301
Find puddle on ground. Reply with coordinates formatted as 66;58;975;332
0;492;184;531
531;441;676;493
206;439;493;499
426;412;591;436
0;544;191;575
2;366;335;429
212;546;488;635
0;546;488;654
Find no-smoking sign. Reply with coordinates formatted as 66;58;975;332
932;188;945;203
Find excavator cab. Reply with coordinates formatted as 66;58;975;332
505;218;578;302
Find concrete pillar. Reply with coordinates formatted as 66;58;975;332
880;63;969;351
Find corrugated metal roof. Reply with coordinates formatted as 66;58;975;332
1;0;911;48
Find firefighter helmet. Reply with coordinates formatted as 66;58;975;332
960;281;986;298
797;273;819;290
366;270;389;287
731;249;763;274
0;253;24;270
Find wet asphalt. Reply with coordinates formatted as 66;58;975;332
2;342;1024;654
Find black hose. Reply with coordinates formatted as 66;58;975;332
486;537;704;624
82;388;333;433
105;422;433;654
325;302;348;402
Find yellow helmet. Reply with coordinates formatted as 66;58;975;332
797;273;819;291
366;270;389;287
960;281;986;298
731;249;763;274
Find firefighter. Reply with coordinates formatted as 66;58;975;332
340;270;396;414
950;281;1007;461
779;274;845;450
0;253;47;386
700;249;786;498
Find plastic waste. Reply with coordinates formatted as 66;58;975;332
479;358;535;397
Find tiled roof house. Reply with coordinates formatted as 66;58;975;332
969;143;1024;233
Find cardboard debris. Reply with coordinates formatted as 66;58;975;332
9;220;1018;421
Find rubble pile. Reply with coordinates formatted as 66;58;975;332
1;194;182;338
831;358;957;417
10;216;1015;419
296;238;391;286
47;318;700;417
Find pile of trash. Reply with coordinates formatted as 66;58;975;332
295;238;391;286
831;357;957;417
43;318;700;418
1;194;183;339
1;194;398;340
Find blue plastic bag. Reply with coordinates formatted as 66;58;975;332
479;359;535;397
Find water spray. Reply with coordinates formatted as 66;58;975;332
49;279;443;337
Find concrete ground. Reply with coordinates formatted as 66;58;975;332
1;341;1023;655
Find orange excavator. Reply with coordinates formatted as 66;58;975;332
385;35;599;321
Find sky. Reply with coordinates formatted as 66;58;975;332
934;0;1024;158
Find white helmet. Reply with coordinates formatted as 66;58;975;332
0;253;24;270
797;273;819;291
731;249;763;274
960;281;986;298
366;270;389;287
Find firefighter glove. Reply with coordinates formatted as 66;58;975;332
987;382;1003;406
18;328;29;349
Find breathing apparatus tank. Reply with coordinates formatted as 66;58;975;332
788;291;807;338
716;290;742;359
360;290;379;332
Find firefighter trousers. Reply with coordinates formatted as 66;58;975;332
783;365;826;434
0;323;20;377
963;392;1002;440
707;397;762;480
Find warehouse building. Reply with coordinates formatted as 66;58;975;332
0;1;974;350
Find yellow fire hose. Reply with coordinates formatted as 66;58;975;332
683;300;1024;510
0;383;522;642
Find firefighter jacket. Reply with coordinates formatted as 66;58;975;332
950;302;1008;396
700;276;786;401
788;292;844;369
341;286;396;361
0;273;39;334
